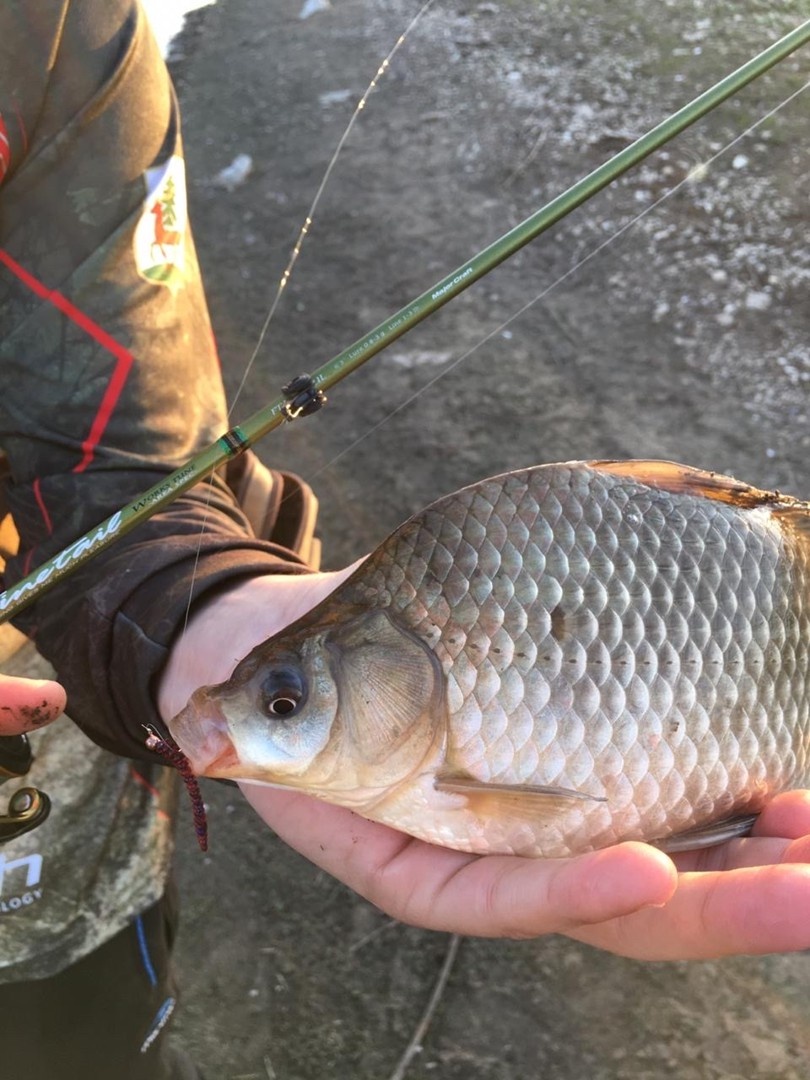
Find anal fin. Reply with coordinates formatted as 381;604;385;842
652;813;759;853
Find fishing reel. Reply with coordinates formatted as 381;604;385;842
0;734;51;843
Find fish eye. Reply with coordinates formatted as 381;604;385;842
259;667;307;720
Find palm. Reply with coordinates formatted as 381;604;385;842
243;784;810;960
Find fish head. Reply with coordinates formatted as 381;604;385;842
168;607;445;809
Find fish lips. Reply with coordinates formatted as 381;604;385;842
168;687;242;777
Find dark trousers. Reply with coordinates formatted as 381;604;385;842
0;889;186;1080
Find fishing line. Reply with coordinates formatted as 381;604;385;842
178;0;436;634
227;0;437;417
298;76;810;487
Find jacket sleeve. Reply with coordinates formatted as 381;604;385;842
0;0;308;760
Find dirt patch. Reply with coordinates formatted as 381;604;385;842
166;1;810;1077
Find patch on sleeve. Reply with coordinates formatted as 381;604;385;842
133;155;188;287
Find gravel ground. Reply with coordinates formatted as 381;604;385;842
159;2;810;1077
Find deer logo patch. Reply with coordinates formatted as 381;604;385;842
134;155;188;287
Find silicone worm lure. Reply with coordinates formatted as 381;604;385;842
145;726;209;851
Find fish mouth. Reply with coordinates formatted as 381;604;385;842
167;688;240;777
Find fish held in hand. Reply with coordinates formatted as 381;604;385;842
169;460;810;858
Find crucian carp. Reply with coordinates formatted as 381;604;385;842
169;460;810;858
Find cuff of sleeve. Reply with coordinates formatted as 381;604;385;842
46;540;310;762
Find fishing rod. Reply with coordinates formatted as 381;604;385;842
1;16;808;624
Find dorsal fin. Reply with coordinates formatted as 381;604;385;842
771;502;810;543
588;459;780;510
589;460;810;545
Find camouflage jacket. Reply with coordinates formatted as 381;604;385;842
0;0;304;978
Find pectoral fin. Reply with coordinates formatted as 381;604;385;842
652;813;759;853
328;610;443;764
435;773;605;821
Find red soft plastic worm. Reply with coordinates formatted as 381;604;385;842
145;727;209;852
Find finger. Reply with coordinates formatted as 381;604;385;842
672;836;792;873
241;784;677;937
0;673;66;735
671;790;810;872
372;841;679;938
570;861;810;960
752;789;810;840
673;834;810;874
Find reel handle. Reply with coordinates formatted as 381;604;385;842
0;734;51;842
0;786;51;842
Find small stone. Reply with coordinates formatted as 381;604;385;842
739;1031;792;1072
299;0;330;17
745;290;771;312
213;153;253;192
319;89;353;107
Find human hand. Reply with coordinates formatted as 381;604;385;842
159;570;810;961
0;672;66;736
238;785;810;961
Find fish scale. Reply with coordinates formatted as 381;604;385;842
170;461;810;857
